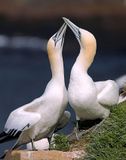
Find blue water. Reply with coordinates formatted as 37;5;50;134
0;46;126;154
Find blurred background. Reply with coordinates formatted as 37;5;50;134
0;0;126;153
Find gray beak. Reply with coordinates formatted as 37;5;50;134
63;17;81;45
52;23;67;48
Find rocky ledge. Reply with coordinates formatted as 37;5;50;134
4;150;85;160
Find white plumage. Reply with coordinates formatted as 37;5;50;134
0;23;68;151
63;18;119;125
26;110;71;150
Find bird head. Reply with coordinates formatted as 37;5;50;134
47;23;67;55
63;17;97;69
62;17;96;52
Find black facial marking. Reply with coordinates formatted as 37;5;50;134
52;34;57;46
61;32;65;48
52;24;65;47
76;30;81;40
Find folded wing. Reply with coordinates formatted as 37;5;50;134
4;108;41;137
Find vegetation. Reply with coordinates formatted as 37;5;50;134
51;134;70;151
85;101;126;160
50;101;126;160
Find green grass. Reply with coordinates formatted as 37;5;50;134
51;134;70;151
85;101;126;160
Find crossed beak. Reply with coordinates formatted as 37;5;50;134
52;23;67;48
63;17;81;45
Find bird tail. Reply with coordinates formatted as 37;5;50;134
0;131;21;159
0;131;14;143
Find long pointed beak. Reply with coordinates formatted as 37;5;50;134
63;17;81;45
52;23;67;48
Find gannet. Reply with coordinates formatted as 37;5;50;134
63;17;119;133
26;110;71;150
0;23;68;152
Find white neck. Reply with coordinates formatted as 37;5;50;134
72;49;93;73
49;51;65;84
72;31;97;74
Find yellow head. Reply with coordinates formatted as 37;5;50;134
47;23;67;77
63;17;97;69
47;23;67;61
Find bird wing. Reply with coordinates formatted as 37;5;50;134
55;111;71;132
95;80;119;106
4;108;41;137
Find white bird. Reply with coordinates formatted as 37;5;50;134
0;23;68;152
63;17;119;133
26;110;71;150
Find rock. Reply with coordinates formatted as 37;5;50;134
4;150;85;160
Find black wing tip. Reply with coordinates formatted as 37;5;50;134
0;130;21;144
0;131;6;137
